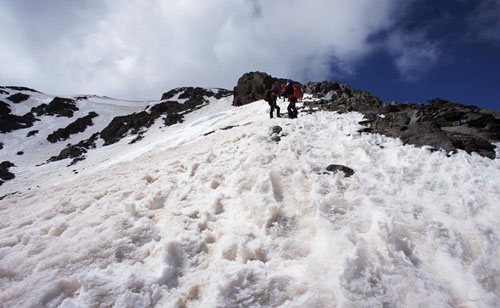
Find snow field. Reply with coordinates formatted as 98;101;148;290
0;99;499;307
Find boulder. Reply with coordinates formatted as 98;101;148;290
233;72;289;106
326;164;355;177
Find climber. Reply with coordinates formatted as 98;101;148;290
293;83;303;101
233;95;241;107
271;82;281;100
264;87;280;119
285;83;298;119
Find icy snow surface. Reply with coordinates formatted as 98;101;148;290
0;96;499;307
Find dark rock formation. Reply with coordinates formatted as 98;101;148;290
233;72;291;106
31;97;78;117
0;90;9;95
102;102;177;145
7;93;30;104
0;86;39;93
16;151;23;155
304;81;499;159
47;112;98;143
0;100;38;133
0;161;15;185
101;95;213;146
326;164;355;177
0;142;2;150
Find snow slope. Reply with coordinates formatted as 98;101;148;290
0;96;499;307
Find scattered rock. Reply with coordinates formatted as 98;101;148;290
47;133;99;164
31;97;78;117
270;126;283;135
0;90;9;95
270;125;283;143
221;125;237;131
0;142;2;150
7;93;30;104
27;130;39;137
0;191;19;200
326;164;355;177
47;112;98;143
16;151;23;155
0;161;15;185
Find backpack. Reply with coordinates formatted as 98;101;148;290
285;83;294;96
264;89;272;102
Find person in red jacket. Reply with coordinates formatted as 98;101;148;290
281;83;286;102
293;83;303;101
233;95;241;107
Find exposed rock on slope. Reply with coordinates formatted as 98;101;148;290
31;97;79;117
0;161;15;185
303;81;499;159
161;87;231;101
6;93;30;104
47;112;99;143
49;87;224;165
0;100;38;133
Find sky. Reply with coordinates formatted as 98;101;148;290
0;0;499;109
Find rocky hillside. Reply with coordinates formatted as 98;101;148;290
302;81;499;159
0;86;232;188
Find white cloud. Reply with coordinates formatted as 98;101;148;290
0;0;418;99
467;0;500;43
387;31;440;82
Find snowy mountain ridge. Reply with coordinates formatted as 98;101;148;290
0;83;499;307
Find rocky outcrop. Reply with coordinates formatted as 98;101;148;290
31;97;79;118
7;93;30;104
304;81;499;159
161;87;232;101
0;161;15;185
233;72;290;106
101;100;198;145
47;112;98;143
0;100;38;133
